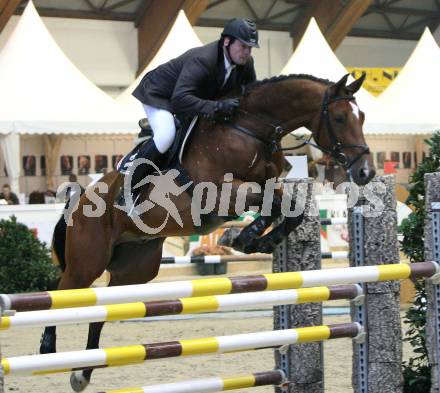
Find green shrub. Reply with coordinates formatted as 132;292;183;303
400;131;440;392
0;216;59;293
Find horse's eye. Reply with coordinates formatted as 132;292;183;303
334;116;345;124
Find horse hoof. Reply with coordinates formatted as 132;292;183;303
252;239;276;254
231;237;245;253
260;244;276;254
217;227;241;247
242;243;258;254
70;371;89;392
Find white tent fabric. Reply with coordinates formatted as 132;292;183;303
376;28;440;134
0;133;20;193
117;10;203;119
281;18;377;109
280;18;385;133
0;1;137;135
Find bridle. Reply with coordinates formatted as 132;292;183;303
228;87;370;170
310;89;370;169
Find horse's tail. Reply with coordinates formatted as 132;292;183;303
51;192;81;273
51;213;68;272
44;216;67;291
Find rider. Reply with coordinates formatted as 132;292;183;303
118;18;259;206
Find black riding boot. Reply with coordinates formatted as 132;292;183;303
117;139;163;208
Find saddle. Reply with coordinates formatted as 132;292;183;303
117;117;238;225
116;116;200;211
118;116;196;174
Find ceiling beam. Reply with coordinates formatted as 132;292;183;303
100;0;110;10
0;0;21;33
429;18;440;36
105;0;138;12
265;5;303;22
349;28;419;40
83;0;98;11
284;0;309;4
134;0;152;26
14;6;134;21
136;0;208;76
263;0;278;19
326;0;373;49
290;0;372;50
397;15;440;32
184;0;209;24
290;0;343;49
244;0;259;21
206;0;228;10
368;5;440;17
197;17;292;31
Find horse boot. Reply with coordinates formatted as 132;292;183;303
116;138;163;211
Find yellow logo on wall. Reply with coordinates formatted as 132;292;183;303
347;67;401;96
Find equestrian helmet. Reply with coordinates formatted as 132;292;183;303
221;18;259;48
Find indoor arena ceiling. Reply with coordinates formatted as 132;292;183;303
10;0;440;42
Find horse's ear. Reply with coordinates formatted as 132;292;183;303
346;73;366;94
331;74;350;95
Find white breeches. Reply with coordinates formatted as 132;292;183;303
143;104;176;153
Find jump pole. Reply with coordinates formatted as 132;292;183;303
96;370;287;393
1;323;362;376
0;285;362;330
0;262;436;313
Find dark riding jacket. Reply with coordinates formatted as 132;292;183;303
132;40;256;117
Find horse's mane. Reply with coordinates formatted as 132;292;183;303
245;74;333;92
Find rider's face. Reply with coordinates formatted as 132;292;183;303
224;38;252;65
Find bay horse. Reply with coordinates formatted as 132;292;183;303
42;73;375;391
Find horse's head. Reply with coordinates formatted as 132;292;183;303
238;73;375;186
307;74;375;186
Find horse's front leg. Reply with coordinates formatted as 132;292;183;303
229;184;304;254
242;214;305;254
214;178;282;253
231;191;283;253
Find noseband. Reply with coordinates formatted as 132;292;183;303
228;87;370;170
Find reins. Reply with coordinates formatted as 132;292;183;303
226;86;370;169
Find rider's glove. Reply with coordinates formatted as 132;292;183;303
213;98;240;120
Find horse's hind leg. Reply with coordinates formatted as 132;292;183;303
70;238;165;392
40;218;114;355
39;274;62;354
69;321;106;392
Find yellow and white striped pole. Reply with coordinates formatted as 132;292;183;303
0;284;361;330
1;323;361;376
0;262;437;312
96;370;286;393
